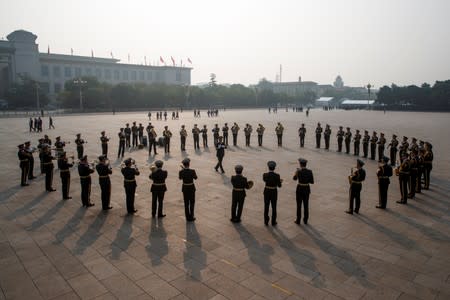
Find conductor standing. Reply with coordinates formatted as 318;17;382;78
215;136;226;173
263;161;282;226
149;160;168;218
230;165;252;223
179;158;198;221
293;158;314;225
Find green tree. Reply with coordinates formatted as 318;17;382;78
5;75;49;108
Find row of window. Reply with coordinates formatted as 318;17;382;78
41;65;181;82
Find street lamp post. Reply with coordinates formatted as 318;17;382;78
73;78;87;111
366;83;372;110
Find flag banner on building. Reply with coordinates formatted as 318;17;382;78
171;56;175;66
160;56;165;64
187;57;192;64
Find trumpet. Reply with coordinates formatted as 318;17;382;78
180;164;186;170
150;164;157;173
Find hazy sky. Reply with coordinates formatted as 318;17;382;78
1;0;449;87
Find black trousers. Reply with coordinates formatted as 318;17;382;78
77;146;83;160
139;134;143;144
132;134;138;147
45;167;54;191
390;148;397;166
354;142;360;156
28;156;35;179
102;144;108;157
181;136;186;151
164;138;170;153
363;143;369;158
264;189;277;224
378;182;389;208
148;139;157;154
152;191;165;216
370;144;376;160
80;178;91;206
231;192;245;221
20;163;29;186
124;183;136;213
345;140;350;153
118;141;125;158
245;135;250;146
408;171;417;198
193;135;200;149
316;134;321;148
61;175;70;199
337;138;343;152
183;191;195;220
100;178;111;209
300;135;305;147
223;133;228;146
258;135;263;146
399;175;409;203
378;146;385;162
215;156;224;172
424;165;432;189
277;134;282;146
296;190;310;223
232;134;238;146
126;135;131;147
349;184;362;212
202;136;208;148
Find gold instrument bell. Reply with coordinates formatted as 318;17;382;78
247;180;254;189
150;164;157;172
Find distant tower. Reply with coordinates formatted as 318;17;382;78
334;75;344;88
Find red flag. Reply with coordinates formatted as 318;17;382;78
171;56;175;66
91;49;94;57
187;57;192;64
160;56;165;64
47;45;50;54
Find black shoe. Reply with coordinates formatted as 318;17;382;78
375;206;384;209
158;214;166;218
48;188;56;192
303;220;308;225
188;217;196;222
230;218;236;222
272;222;277;226
21;184;29;186
396;201;405;204
87;203;95;207
294;220;300;225
354;210;359;214
105;206;113;210
63;197;72;200
345;210;353;214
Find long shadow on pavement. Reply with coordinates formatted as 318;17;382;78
146;218;168;266
27;200;66;231
183;222;206;281
111;214;134;260
7;191;48;221
54;207;88;244
73;211;108;255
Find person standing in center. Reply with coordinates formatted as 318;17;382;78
118;128;126;158
78;155;95;207
315;123;323;148
298;123;306;147
293;158;314;225
346;159;366;214
377;133;386;162
244;124;252;147
131;122;138;148
75;133;85;160
275;122;284;147
376;156;393;209
231;122;240;146
324;124;331;150
222;123;229;146
96;155;113;210
230;165;252;223
388;134;399;166
149;160;167;218
336;126;344;152
362;130;370;158
353;129;361;156
163;126;172;153
58;152;73;200
215;136;226;173
370;131;378;160
201;125;208;148
212;124;220;147
180;125;187;152
42;145;56;192
256;123;265;146
344;127;352;154
192;124;200;150
263;161;282;226
100;131;109;158
179;158;198;221
121;158;140;214
18;144;30;186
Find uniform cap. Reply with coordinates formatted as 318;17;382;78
267;161;276;169
339;126;343;128
380;133;384;136
412;137;417;142
194;124;197;126
393;134;397;138
403;136;408;139
298;158;307;164
24;141;30;145
81;155;88;161
234;165;243;172
101;131;105;134
76;133;81;136
155;160;164;168
383;156;389;163
225;123;228;125
98;155;106;161
164;125;168;128
17;144;24;148
364;130;368;133
356;129;360;132
357;159;365;167
181;125;185;128
56;136;61;139
124;158;132;165
182;158;190;165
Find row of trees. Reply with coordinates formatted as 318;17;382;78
376;80;450;109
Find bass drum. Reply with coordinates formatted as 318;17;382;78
158;137;165;147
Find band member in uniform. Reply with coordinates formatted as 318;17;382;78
58;152;73;200
396;154;410;204
179;158;198;221
147;125;158;155
121;158;140;214
263;161;282;225
24;141;37;180
124;123;131;148
346;159;366;214
388;134;399;166
215;136;226;173
370;131;378;160
324;124;331;150
131;122;138;147
244;124;252;147
399;136;409;162
377;133;386;162
37;138;46;174
192;124;200;150
54;136;66;159
42;145;56;192
409;137;419;153
230;165;252;223
222;123;229;146
423;142;433;190
96;155;113;210
118;128;126;158
149;160;168;218
344;127;352;154
315;123;323;148
75;133;85;160
376;156;393;209
275;122;284;147
201;125;208;148
362;130;370;158
299;123;306;147
138;123;144;145
293;158;314;225
416;148;425;194
18;144;30;186
180;125;187;151
212;124;220;146
100;131;109;158
43;134;52;146
163;126;172;153
336;126;344;152
231;122;240;146
408;150;418;199
78;155;95;207
353;130;361;156
256;124;265;146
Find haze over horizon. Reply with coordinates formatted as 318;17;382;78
1;0;449;88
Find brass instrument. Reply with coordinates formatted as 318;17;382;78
247;180;254;189
150;164;157;173
348;167;354;184
180;164;185;170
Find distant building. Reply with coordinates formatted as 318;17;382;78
271;76;331;98
315;97;335;107
0;30;192;99
340;99;375;109
333;75;344;88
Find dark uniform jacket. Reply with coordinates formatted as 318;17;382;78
351;168;366;186
293;168;314;193
96;163;112;179
149;169;168;192
42;152;55;170
216;143;226;158
121;167;139;186
179;168;197;192
231;175;250;197
377;164;393;184
58;158;73;177
78;163;94;179
263;171;282;190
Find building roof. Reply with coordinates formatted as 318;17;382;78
341;100;375;105
316;97;334;102
272;81;318;86
39;53;120;64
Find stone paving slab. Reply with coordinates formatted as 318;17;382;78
0;109;449;299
